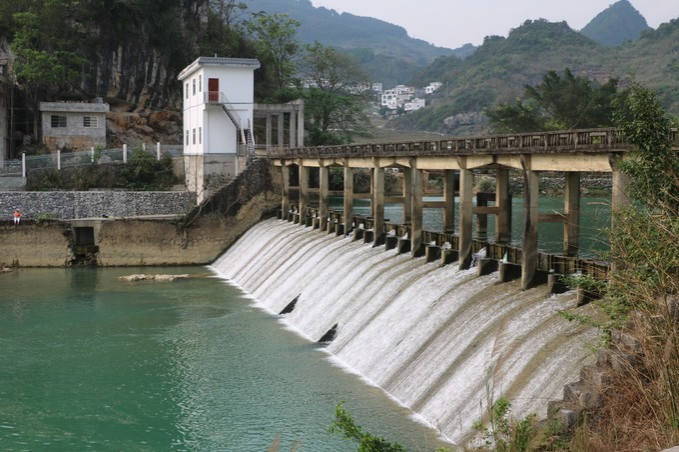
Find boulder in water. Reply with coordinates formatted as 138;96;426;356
118;274;189;282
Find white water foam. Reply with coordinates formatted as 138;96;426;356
212;218;597;444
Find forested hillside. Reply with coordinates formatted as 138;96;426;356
242;0;457;87
391;17;679;136
2;0;677;143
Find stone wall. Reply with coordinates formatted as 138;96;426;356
0;159;281;267
0;191;196;221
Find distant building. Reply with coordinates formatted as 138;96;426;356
177;56;260;202
40;100;109;152
371;82;383;93
425;82;443;94
404;98;426;112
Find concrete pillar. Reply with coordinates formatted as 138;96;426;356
495;168;511;243
403;168;412;224
296;103;305;147
319;165;329;230
289;112;297;148
458;168;473;269
281;164;290;220
277;114;285;146
611;170;632;213
476;193;488;241
564;171;580;256
411;163;424;257
299;161;309;226
266;114;272;148
372;162;385;246
610;158;632;272
443;170;455;233
343;163;354;234
522;167;539;290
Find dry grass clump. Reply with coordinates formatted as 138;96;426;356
571;202;679;451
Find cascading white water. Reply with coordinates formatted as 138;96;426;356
212;218;597;445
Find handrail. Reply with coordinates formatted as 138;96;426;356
267;127;679;159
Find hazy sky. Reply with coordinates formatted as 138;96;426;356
309;0;678;49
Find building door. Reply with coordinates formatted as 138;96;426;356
208;78;219;102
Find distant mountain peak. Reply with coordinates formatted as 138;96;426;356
580;0;650;47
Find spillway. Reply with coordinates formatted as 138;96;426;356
212;218;597;444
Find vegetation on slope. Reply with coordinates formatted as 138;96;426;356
394;17;679;136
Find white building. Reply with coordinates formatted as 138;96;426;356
425;82;443;94
404;98;426;112
177;56;260;202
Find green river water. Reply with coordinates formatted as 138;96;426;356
0;267;448;451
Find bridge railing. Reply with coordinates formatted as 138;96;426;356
267;127;678;159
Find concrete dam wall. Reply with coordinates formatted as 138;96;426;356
211;218;597;445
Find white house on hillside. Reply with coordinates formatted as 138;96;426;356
425;82;443;94
177;56;260;202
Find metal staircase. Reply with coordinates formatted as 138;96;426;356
208;91;255;155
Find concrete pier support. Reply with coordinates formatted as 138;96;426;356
476;193;489;241
458;166;473;269
611;166;632;214
564;171;580;256
281;164;290;220
319;166;329;231
410;163;424;257
299;160;310;226
522;164;539;290
343;162;354;235
372;161;385;246
610;157;632;272
496;168;511;243
443;170;456;233
403;168;412;225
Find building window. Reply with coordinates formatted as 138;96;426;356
185;83;189;99
192;128;196;145
198;75;202;93
83;116;98;128
51;115;67;128
199;127;202;144
186;130;189;145
192;78;196;95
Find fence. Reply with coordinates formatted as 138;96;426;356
0;143;183;178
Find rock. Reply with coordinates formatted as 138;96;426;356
118;274;190;282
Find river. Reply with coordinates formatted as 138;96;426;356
0;267;449;451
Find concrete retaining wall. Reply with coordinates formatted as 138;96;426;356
0;191;196;221
0;159;281;267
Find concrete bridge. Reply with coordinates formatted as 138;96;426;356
267;127;679;292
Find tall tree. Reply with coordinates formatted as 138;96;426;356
613;82;679;211
299;42;373;145
11;0;87;139
246;12;299;95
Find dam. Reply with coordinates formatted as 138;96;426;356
212;218;598;444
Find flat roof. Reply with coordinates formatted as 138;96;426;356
177;57;261;81
39;102;110;113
